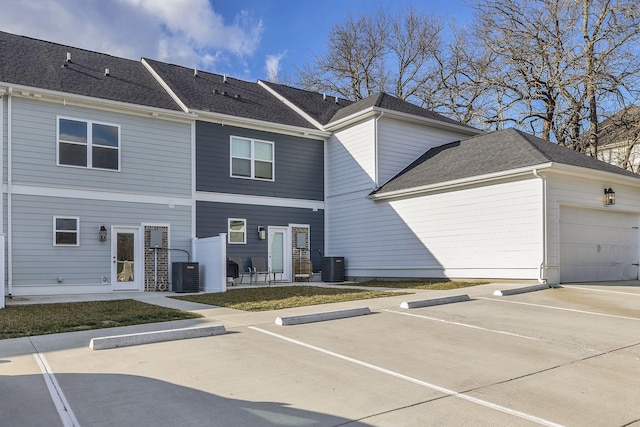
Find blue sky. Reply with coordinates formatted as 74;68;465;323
0;0;473;83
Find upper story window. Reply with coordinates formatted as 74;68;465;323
230;136;274;181
53;216;80;246
58;117;120;171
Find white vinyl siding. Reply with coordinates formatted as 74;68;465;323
327;178;543;279
377;117;471;185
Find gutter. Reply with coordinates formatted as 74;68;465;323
6;87;12;296
374;111;384;186
368;163;554;200
532;169;548;284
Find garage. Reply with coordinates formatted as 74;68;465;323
560;206;639;283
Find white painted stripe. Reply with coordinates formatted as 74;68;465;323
9;184;191;206
249;327;563;427
563;285;640;297
196;191;324;210
381;309;540;341
33;353;80;427
476;297;640;321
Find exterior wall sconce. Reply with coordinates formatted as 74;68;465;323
257;226;266;240
99;225;108;241
604;188;615;205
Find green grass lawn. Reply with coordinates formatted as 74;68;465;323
172;285;408;311
0;299;202;340
1;281;483;339
336;280;488;290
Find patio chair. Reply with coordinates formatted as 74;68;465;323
229;257;252;285
250;257;270;285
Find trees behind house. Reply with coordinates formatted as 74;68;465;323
295;0;640;160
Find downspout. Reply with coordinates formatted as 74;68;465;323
6;87;12;296
374;111;384;187
533;169;548;285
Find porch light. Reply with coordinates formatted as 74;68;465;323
604;188;615;205
99;225;108;241
257;226;266;240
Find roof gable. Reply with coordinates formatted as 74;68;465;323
0;31;181;111
144;59;316;129
260;81;353;125
373;128;640;196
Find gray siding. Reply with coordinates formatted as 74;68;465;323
196;122;324;200
11;194;191;286
11;97;192;196
196;201;324;270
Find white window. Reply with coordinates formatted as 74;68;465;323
53;217;80;246
228;218;246;244
230;136;274;180
58;117;120;171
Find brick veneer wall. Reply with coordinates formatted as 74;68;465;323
144;226;169;291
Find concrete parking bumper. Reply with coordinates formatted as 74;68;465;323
89;325;227;350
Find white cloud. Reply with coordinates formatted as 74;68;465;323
265;51;287;82
0;0;264;72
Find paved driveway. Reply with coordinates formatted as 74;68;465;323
2;282;640;426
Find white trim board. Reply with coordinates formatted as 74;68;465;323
196;191;324;210
7;184;191;206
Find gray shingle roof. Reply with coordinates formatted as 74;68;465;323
260;81;353;125
372;128;640;196
144;59;316;129
329;93;476;128
0;31;181;111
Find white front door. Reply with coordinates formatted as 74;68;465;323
268;226;290;282
111;226;143;291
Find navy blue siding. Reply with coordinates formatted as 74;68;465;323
196;122;324;200
196;201;325;271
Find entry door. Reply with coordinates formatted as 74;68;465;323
268;227;290;281
111;227;142;291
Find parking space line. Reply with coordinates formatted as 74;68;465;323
381;309;540;341
563;286;640;297
476;297;640;321
249;326;563;427
33;352;80;427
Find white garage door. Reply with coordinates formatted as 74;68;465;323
560;206;639;283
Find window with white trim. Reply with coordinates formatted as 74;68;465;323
58;117;120;170
230;136;274;180
228;218;246;244
53;217;80;246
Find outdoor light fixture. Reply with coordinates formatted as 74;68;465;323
604;188;615;205
257;226;266;240
99;225;107;241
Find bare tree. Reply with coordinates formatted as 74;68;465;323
296;8;443;104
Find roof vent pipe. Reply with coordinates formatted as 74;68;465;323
66;52;71;62
223;74;227;83
194;67;198;77
104;68;110;76
335;95;338;104
323;93;326;101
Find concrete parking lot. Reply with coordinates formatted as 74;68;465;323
2;282;640;426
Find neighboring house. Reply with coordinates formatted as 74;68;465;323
142;59;330;281
596;106;640;173
0;31;194;296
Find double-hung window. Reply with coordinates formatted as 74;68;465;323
58;117;120;171
230;136;274;180
53;217;80;246
228;219;246;244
